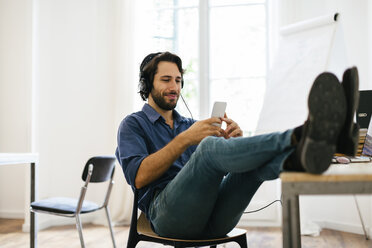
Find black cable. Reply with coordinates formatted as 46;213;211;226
243;199;282;214
180;94;280;214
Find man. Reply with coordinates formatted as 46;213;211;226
116;52;359;239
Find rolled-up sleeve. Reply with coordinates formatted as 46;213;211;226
115;104;197;215
116;116;149;188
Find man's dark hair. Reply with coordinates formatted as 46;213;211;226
138;52;184;101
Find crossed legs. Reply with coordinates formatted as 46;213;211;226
149;130;294;239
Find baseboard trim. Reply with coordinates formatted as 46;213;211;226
315;220;371;237
0;210;24;219
238;200;281;227
22;214;95;232
238;219;282;227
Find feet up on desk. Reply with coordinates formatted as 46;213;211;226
337;66;360;156
285;72;347;174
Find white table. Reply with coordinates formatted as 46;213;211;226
281;162;372;248
0;153;38;248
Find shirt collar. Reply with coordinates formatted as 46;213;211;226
142;104;185;125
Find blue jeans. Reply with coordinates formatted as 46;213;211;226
148;129;294;239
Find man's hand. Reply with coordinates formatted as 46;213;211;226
135;117;223;189
221;113;243;138
135;115;240;189
181;117;224;146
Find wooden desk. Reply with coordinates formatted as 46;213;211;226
281;162;372;248
0;153;39;248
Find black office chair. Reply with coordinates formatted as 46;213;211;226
30;156;117;248
127;189;248;248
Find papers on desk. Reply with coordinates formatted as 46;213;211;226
363;131;372;156
332;155;371;164
359;118;372;156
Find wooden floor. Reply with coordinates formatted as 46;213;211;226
1;218;372;248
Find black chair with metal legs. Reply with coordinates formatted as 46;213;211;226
30;156;117;248
127;189;248;248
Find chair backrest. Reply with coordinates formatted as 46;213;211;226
129;189;140;236
82;156;116;183
76;156;117;213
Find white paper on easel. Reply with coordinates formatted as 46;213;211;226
255;13;349;134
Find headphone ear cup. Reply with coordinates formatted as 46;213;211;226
142;73;151;95
145;78;150;94
139;71;149;96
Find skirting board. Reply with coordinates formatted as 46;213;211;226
18;217;370;239
237;219;370;235
0;210;24;219
22;214;95;232
238;200;281;227
238;219;282;227
315;220;372;237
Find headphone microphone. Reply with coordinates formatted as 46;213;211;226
139;52;193;119
180;94;194;120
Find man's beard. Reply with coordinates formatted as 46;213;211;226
151;89;179;110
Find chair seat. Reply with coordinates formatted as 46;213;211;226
128;190;248;248
137;213;247;242
31;197;100;214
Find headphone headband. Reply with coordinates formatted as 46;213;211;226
138;52;184;101
140;52;162;73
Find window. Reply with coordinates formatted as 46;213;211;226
134;0;267;136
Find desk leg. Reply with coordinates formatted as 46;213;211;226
31;162;37;248
282;190;301;248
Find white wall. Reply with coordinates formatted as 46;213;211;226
0;0;135;229
35;0;116;196
0;0;33;218
280;0;372;236
33;0;125;229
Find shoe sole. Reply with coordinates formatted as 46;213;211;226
301;73;346;174
337;67;360;155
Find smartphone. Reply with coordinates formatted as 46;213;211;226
211;101;227;127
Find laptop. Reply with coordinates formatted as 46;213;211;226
357;90;372;129
361;117;372;156
332;90;372;163
357;90;372;156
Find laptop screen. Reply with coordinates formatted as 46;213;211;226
362;118;372;156
357;90;372;129
356;90;372;156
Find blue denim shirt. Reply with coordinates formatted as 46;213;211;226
115;104;197;216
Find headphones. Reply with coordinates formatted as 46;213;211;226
139;52;184;101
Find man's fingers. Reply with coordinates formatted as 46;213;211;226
221;117;233;124
229;129;242;137
211;126;225;137
205;117;222;124
225;121;237;133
